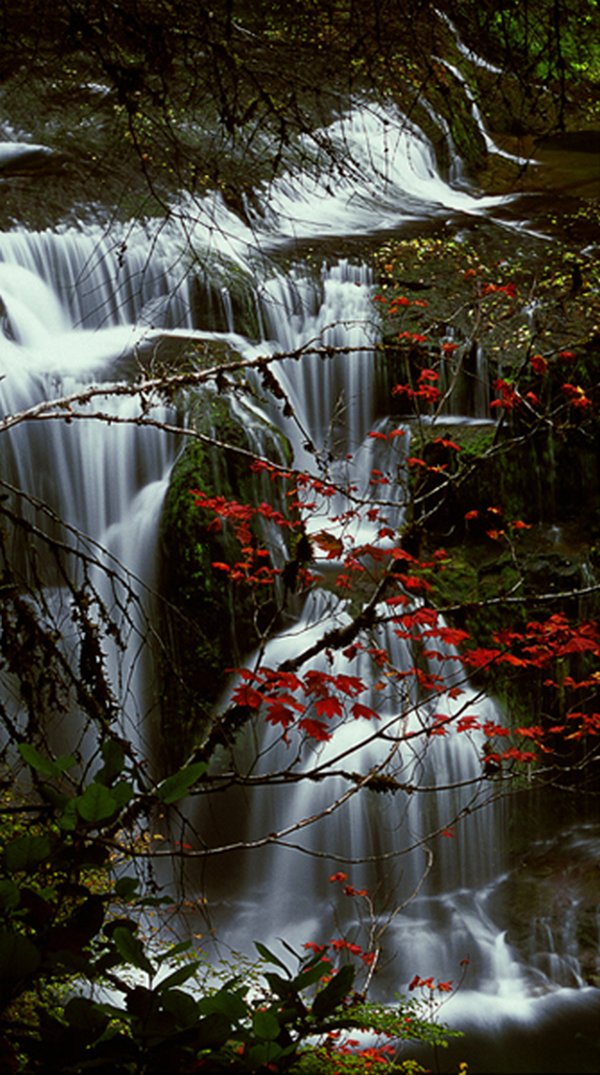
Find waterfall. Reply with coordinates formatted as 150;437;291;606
438;337;492;419
252;103;510;239
181;105;598;1059
172;99;512;266
435;8;504;75
0;229;183;760
0;226;197;330
199;589;508;962
2;92;598;1070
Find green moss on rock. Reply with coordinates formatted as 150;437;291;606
158;389;291;761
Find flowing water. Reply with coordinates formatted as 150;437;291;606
1;97;599;1071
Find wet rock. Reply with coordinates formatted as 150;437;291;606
0;142;64;176
523;553;582;593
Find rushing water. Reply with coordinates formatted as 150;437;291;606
1;98;599;1071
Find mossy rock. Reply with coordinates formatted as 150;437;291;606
158;389;292;762
407;413;600;545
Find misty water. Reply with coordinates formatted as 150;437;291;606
0;93;599;1072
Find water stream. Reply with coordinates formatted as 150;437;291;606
1;98;599;1070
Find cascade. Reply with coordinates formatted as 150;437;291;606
173;99;511;262
0;230;182;760
1;94;598;1070
255;102;509;240
435;8;504;75
199;588;508;965
183;105;598;1065
258;260;378;452
438;337;492;419
436;58;532;167
0;227;196;330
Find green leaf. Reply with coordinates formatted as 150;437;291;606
156;939;193;965
95;1001;133;1022
5;835;52;873
111;780;134;809
277;1003;308;1028
64;996;109;1037
138;894;170;908
58;799;79;832
96;740;126;786
76;783;118;824
125;984;159;1021
292;959;330;992
112;926;154;975
0;930;41;991
264;972;293;998
252;1008;280;1041
161;988;199;1028
312;964;355;1020
191;1013;232;1050
114;875;139;899
246;1041;284;1067
155;762;207;805
0;880;20;911
18;743;75;778
277;936;303;963
65;894;105;943
198;988;247;1021
18;886;52;928
157;961;200;992
40;785;69;812
254;941;290;975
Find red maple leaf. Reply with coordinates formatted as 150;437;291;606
299;718;332;741
315;696;343;719
351;702;379;721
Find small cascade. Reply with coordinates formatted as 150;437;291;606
501;824;600;993
198;587;512;997
250;102;509;242
0;227;196;330
438;337;492;419
176;101;599;1050
174;101;511;271
254;259;415;550
0;262;175;565
258;259;378;453
530;917;584;987
435;8;504;74
437;59;532;166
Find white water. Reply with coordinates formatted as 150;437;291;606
252;103;509;240
437;59;533;167
171;101;511;264
435;9;504;75
0;231;181;758
1;95;598;1069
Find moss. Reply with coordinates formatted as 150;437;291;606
429;542;533;726
429;524;599;734
158;389;291;762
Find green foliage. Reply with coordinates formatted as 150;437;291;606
0;745;458;1074
155;761;208;804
